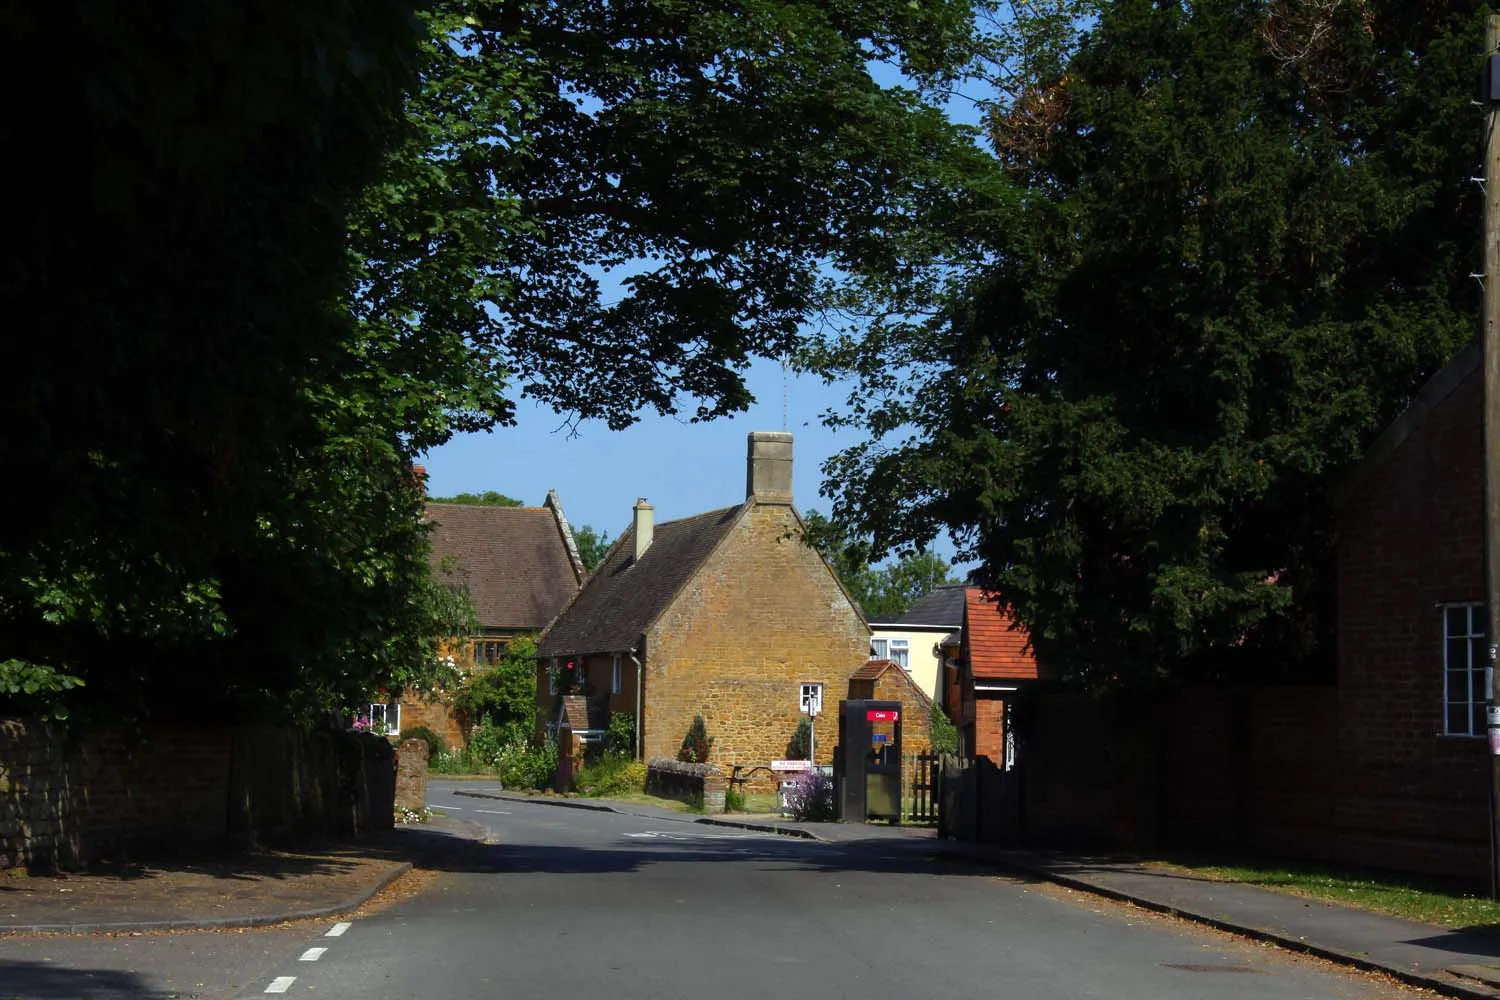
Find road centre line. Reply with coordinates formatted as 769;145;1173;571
473;808;511;815
326;921;351;937
300;947;328;961
264;976;296;993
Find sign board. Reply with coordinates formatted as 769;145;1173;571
770;759;813;772
866;709;899;722
871;733;889;743
800;682;823;717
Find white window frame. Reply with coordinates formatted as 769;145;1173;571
889;638;910;669
1442;602;1487;737
871;638;888;659
611;653;622;694
369;701;399;736
548;657;559;695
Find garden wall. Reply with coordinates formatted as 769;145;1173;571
0;718;395;870
646;758;725;812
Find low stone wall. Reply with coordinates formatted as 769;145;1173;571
1;718;396;870
646;758;726;812
394;739;429;812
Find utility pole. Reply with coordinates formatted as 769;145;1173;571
1483;13;1500;902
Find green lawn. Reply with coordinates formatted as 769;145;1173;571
1149;856;1500;930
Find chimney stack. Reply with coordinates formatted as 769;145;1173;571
746;431;793;504
633;498;655;562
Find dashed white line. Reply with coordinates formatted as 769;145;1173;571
441;804;463;810
326;921;351;937
300;947;328;961
474;808;511;815
265;976;296;993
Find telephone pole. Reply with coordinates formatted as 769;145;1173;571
1482;13;1500;902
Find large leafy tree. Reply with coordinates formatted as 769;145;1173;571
813;0;1484;687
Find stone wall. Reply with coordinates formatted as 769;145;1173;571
643;503;870;778
1;719;395;870
394;739;429;812
646;758;726;812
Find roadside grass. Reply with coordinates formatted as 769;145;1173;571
593;791;701;813
1149;856;1500;930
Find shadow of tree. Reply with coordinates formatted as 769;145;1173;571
0;959;165;998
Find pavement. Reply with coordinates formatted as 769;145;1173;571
4;791;1500;1000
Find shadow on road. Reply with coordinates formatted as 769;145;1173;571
0;960;165;998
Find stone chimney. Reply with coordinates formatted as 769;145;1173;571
746;431;793;504
633;497;654;562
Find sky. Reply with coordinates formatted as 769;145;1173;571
420;359;871;540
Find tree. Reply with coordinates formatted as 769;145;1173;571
801;511;957;621
454;634;541;740
813;0;1484;687
430;492;524;506
573;526;614;573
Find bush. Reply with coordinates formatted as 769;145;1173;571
494;736;559;791
930;704;959;756
605;712;636;756
400;726;446;759
678;714;713;763
787;718;811;759
782;769;835;822
575;755;647;797
725;786;745;812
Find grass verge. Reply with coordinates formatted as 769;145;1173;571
1148;856;1500;931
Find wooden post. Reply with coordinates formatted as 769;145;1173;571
1484;13;1500;902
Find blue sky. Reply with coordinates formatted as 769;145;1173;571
420;359;867;540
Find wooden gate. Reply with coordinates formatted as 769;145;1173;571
903;752;941;823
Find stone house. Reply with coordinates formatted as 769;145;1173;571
536;432;871;774
867;584;965;710
395;490;585;749
847;658;935;754
955;587;1040;765
1333;342;1488;877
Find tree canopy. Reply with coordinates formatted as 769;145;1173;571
573;526;615;573
429;492;525;507
801;512;958;622
811;0;1484;687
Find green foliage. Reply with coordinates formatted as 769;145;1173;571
575;755;648;797
0;661;84;722
400;726;447;759
429;492;523;507
788;718;812;760
813;0;1484;687
725;787;746;813
801;511;957;621
454;634;539;731
605;712;636;757
574;526;614;573
929;705;959;756
678;715;714;764
464;721;558;789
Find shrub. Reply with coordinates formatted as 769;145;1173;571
725;787;745;812
400;726;446;759
677;714;713;763
930;704;959;756
576;755;647;797
605;712;636;756
787;718;811;759
782;769;835;822
494;736;559;791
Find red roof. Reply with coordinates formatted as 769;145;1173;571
964;589;1038;680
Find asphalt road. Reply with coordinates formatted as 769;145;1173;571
0;782;1425;999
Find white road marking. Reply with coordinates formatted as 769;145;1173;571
265;976;296;993
625;829;766;841
440;804;463;810
474;808;511;815
300;947;328;961
326;921;351;937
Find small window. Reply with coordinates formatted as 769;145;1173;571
368;702;399;736
472;642;482;666
871;638;888;659
889;639;910;669
548;658;559;695
611;654;622;694
1443;603;1487;737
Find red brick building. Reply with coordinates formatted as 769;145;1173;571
1334;342;1488;877
956;588;1040;764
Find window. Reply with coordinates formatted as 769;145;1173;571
889;639;910;669
1443;603;1487;737
871;638;888;659
472;642;482;666
369;701;399;736
611;654;622;694
548;657;559;695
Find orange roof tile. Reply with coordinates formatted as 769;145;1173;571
964;589;1038;680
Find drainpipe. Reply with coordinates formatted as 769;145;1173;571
629;647;644;761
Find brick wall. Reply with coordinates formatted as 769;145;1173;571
0;720;394;869
1337;366;1488;879
859;668;934;755
643;504;870;778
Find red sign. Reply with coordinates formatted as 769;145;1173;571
866;709;899;722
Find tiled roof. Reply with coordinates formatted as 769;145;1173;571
850;658;898;681
964;588;1038;680
886;584;967;627
424;501;583;630
538;505;744;657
